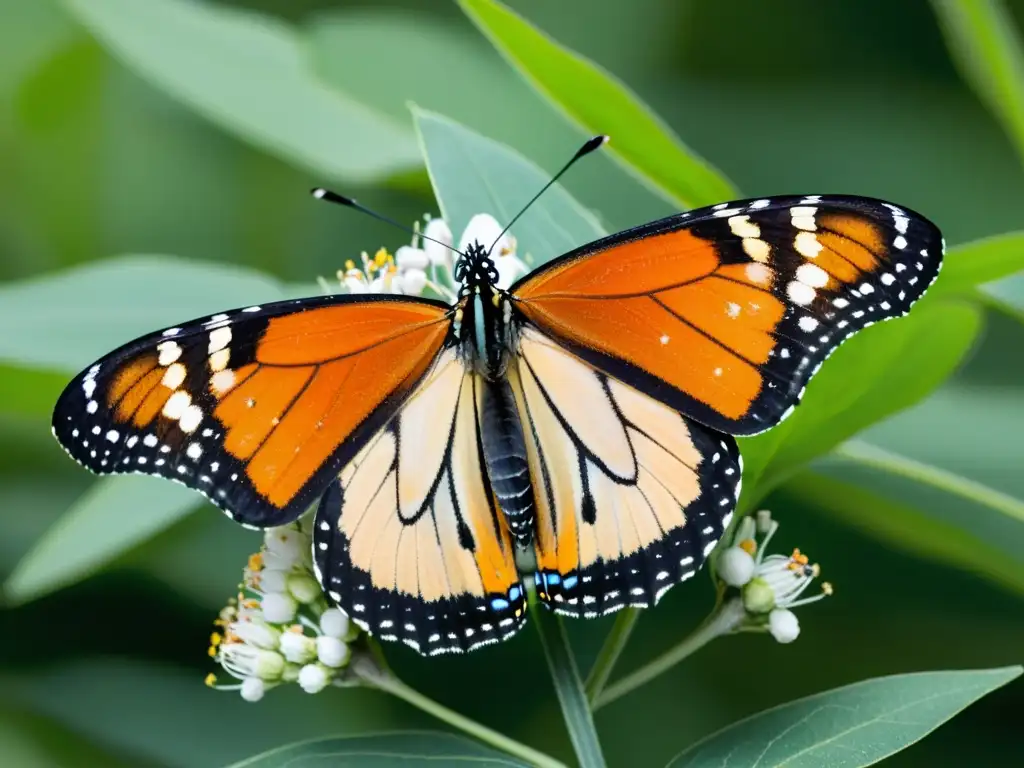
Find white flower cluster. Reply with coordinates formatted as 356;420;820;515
329;213;529;300
206;519;358;701
715;509;832;643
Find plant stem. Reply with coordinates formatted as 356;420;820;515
584;608;640;706
531;600;607;768
834;440;1024;523
593;599;745;710
360;663;567;768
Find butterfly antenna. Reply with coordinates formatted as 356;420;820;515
488;134;608;254
311;188;465;257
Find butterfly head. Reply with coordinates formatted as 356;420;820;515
454;241;499;297
452;242;514;378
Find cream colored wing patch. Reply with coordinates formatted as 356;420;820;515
312;349;526;655
508;326;742;618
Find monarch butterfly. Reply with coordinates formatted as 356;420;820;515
52;136;943;655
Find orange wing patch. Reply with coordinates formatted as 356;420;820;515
511;196;943;435
52;297;452;528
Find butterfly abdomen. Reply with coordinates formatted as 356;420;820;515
479;378;534;545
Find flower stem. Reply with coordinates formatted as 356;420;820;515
593;599;746;711
584;608;640;706
364;666;566;768
530;600;608;768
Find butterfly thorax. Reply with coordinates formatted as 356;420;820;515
453;241;514;380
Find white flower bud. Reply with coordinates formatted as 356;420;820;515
220;644;285;681
320;608;349;639
402;268;427;296
755;509;773;533
395;245;429;270
230;618;280;649
264;528;304;563
287;573;322;604
316;635;351;668
240;677;265;702
279;630;317;664
742;577;776;614
298;663;330;694
768;608;800;643
459;213;504;255
717;547;755;587
259;567;289;594
423;218;453;266
261;592;298;624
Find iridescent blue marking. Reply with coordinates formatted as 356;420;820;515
562;574;578;590
546;572;561;585
509;585;522;601
490;597;510;611
472;293;487;361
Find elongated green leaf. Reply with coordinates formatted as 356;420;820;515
981;272;1024;320
738;300;982;505
61;0;420;181
3;476;200;605
228;732;529;768
413;107;605;265
931;0;1024;168
778;471;1024;596
669;667;1022;767
457;0;736;210
930;232;1024;297
0;255;287;372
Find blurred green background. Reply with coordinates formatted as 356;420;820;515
1;0;1022;766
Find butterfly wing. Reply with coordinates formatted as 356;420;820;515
51;295;451;528
510;195;943;436
313;348;527;655
507;326;741;615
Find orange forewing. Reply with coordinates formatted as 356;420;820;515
514;233;784;421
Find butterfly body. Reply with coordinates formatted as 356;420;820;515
52;194;943;655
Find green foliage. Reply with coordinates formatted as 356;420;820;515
3;475;199;605
669;667;1023;767
457;0;736;210
227;732;530;768
61;0;420;182
782;471;1024;595
932;0;1024;168
413;107;605;262
738;300;984;502
0;255;290;372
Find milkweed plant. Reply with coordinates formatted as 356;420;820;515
4;1;1023;767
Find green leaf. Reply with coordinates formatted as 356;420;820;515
3;475;199;605
457;0;737;209
61;0;420;182
530;601;607;768
0;255;288;372
0;709;141;768
981;272;1024;321
0;365;67;418
3;657;396;768
779;470;1024;596
931;0;1024;169
929;232;1024;297
668;667;1023;768
412;107;605;265
738;300;983;505
227;731;530;768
